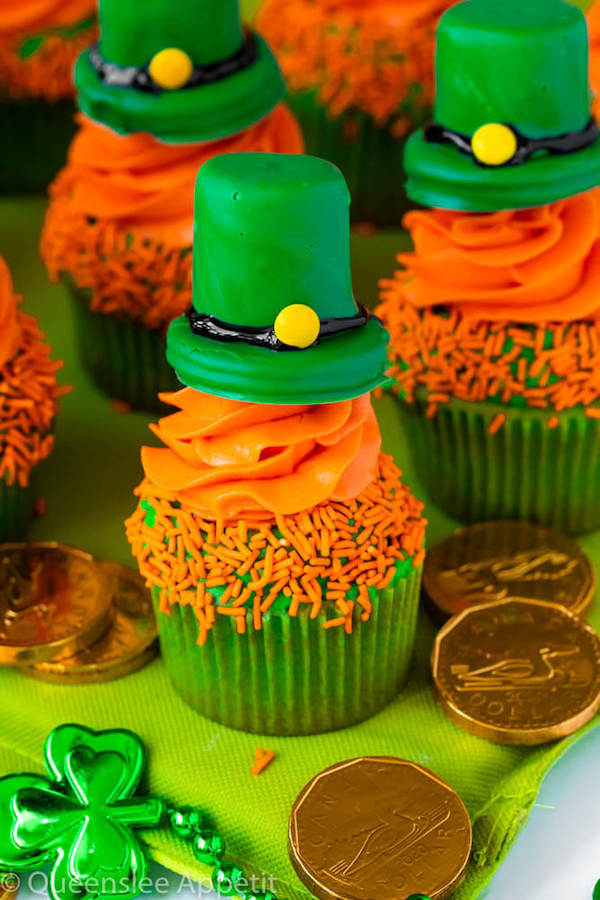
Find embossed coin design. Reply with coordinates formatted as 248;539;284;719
432;598;600;745
27;563;158;683
423;520;595;621
0;875;19;899
289;757;472;900
0;543;111;665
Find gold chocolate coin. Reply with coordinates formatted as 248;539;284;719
0;873;19;898
0;543;111;665
432;598;600;746
26;562;158;684
289;756;472;900
423;520;595;621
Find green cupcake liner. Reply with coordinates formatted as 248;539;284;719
287;90;411;226
152;563;422;736
69;285;181;413
396;394;600;535
0;475;39;542
0;96;77;193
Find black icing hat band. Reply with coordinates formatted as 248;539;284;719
88;34;258;94
186;305;370;352
425;118;599;168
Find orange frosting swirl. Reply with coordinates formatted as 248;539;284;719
0;256;21;369
394;189;600;322
141;389;381;519
0;0;94;36
46;105;304;245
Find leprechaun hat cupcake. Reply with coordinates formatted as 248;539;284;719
126;153;426;736
0;0;96;193
40;0;304;415
255;0;456;225
377;0;600;534
0;254;65;539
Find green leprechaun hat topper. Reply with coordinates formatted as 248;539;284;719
167;153;390;405
405;0;600;211
75;0;285;143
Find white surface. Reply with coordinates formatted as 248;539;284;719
478;723;600;900
14;724;600;900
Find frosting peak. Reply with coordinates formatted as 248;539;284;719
141;389;381;519
395;189;600;322
0;256;21;368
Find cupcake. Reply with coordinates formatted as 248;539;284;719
0;254;65;539
0;0;96;192
40;0;304;414
377;0;600;534
255;0;456;225
126;152;426;735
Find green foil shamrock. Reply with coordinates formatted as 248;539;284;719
0;724;165;900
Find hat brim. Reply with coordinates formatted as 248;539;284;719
405;129;600;211
166;314;391;404
74;33;285;144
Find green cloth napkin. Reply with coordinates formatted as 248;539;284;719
1;197;599;899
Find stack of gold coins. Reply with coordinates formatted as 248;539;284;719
425;523;600;746
0;542;158;683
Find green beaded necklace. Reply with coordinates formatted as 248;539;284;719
169;806;280;899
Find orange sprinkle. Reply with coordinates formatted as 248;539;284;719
488;413;506;435
376;294;600;419
256;0;453;125
41;200;193;331
126;454;426;642
253;596;263;632
215;606;246;617
250;748;276;776
0;23;97;102
0;312;66;488
110;398;132;415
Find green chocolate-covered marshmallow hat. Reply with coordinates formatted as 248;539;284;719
75;0;284;143
167;153;390;405
405;0;600;211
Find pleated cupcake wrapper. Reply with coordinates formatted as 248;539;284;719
69;285;180;413
0;475;38;542
0;96;77;193
287;90;411;226
397;394;600;535
152;564;422;736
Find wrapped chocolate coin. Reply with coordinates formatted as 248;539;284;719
0;543;111;665
423;521;595;621
289;756;471;900
0;874;19;898
432;598;600;745
26;563;158;684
